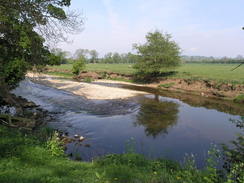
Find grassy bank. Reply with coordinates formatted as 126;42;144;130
48;63;244;84
0;125;238;183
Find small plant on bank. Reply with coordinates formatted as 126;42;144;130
72;56;86;75
159;82;175;88
46;131;64;157
83;77;93;83
233;94;244;104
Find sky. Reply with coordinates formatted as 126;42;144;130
57;0;244;57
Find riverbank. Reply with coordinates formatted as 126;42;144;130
0;125;237;183
44;68;244;102
1;73;243;182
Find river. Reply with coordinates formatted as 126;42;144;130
13;78;243;168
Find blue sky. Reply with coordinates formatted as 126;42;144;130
58;0;244;57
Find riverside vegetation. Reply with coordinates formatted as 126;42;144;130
0;119;243;183
1;1;244;182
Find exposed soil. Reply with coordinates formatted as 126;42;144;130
156;78;244;99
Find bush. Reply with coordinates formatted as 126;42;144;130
83;77;93;83
72;56;86;75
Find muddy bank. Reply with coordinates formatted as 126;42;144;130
156;78;244;99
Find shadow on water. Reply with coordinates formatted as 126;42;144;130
135;97;179;138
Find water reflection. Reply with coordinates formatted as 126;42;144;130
135;95;179;137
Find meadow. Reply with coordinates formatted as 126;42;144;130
49;63;244;84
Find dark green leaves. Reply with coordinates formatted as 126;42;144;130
47;4;67;20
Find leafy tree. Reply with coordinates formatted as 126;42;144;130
0;0;82;110
133;31;181;78
50;48;69;64
74;49;90;60
72;56;86;75
89;50;99;63
102;52;113;64
112;52;122;64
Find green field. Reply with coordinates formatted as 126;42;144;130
49;63;244;84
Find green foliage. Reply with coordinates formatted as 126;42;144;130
72;56;86;75
46;131;64;157
222;117;244;183
3;59;29;89
0;0;75;90
234;94;244;104
133;31;181;78
89;50;99;63
83;77;93;83
50;48;69;65
159;82;175;88
48;53;63;65
1;124;243;183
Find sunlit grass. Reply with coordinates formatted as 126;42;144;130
49;63;244;84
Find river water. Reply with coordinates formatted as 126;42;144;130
13;79;243;168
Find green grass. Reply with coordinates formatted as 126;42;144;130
45;71;73;79
50;63;134;75
1;125;237;183
172;63;244;84
49;63;244;84
234;94;244;103
159;82;175;88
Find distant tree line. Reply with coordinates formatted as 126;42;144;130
54;49;244;65
182;55;244;64
52;48;139;64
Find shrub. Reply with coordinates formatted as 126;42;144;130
72;56;86;75
233;94;244;104
46;131;64;157
83;77;93;83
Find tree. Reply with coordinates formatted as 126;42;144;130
74;49;90;60
112;52;122;63
0;0;82;111
50;48;69;64
89;50;99;63
133;31;181;78
102;52;113;63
